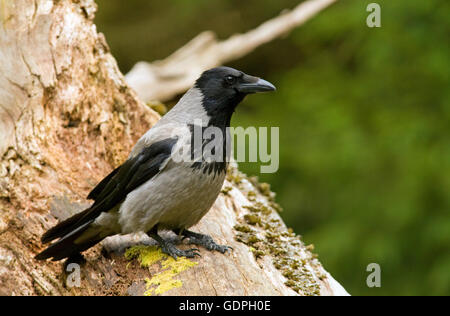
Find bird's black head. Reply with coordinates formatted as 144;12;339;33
195;67;276;127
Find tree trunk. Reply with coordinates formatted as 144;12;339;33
0;0;348;296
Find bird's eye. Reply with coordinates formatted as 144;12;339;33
225;75;235;85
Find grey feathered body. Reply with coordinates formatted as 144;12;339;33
92;87;228;236
118;159;225;233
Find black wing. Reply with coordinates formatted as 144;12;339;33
41;137;178;243
86;166;120;201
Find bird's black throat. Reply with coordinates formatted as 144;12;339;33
200;92;245;128
195;75;246;129
188;87;244;177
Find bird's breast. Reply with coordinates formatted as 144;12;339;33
118;159;227;233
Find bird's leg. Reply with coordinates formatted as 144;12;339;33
174;229;232;254
147;227;200;259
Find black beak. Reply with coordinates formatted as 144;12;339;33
237;77;276;94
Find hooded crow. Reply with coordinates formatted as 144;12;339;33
36;67;276;261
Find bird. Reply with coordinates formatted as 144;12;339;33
35;66;276;261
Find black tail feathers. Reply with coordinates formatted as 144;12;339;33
41;207;93;244
35;219;103;261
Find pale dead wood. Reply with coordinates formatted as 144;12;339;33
126;0;338;102
0;0;348;296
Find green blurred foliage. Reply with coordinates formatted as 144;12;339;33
95;0;450;295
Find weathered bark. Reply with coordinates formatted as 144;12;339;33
0;0;348;296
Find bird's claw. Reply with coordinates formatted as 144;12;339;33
211;244;233;254
161;243;201;259
186;234;232;254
